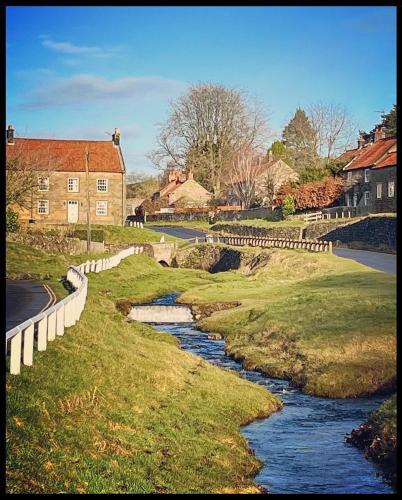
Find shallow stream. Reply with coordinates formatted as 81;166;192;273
148;292;393;494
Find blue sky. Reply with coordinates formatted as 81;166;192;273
6;6;396;174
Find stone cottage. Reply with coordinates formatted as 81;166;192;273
226;156;299;207
152;167;212;209
6;126;126;226
338;126;397;214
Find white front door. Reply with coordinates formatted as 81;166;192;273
68;200;79;223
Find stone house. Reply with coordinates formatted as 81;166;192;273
338;126;397;214
151;168;212;209
6;126;126;226
226;157;299;207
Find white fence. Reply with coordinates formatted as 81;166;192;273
6;245;144;375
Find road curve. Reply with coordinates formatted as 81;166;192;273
149;225;207;240
332;248;396;275
147;225;396;275
6;280;56;332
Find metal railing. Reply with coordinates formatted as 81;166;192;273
6;245;144;375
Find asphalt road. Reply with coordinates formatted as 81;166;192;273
149;225;208;240
6;280;55;332
148;225;396;275
332;248;396;275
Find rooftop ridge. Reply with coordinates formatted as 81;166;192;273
11;137;113;143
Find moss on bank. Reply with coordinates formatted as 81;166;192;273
346;395;397;488
6;243;280;494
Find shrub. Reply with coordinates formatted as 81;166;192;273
282;195;296;217
6;208;20;233
276;177;345;210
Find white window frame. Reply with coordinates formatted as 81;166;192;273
96;200;108;216
353;192;358;207
345;193;350;207
67;177;79;193
97;178;108;193
376;183;382;199
364;191;370;206
37;199;49;215
388;181;395;198
364;169;369;183
38;176;49;192
347;171;352;182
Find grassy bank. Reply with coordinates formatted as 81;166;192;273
6;242;280;494
74;224;180;244
346;394;397;488
178;246;396;398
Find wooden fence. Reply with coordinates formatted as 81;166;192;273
6;245;144;375
184;234;332;252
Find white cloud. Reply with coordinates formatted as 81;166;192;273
39;35;121;60
20;74;188;109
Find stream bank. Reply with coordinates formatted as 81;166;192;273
133;293;393;494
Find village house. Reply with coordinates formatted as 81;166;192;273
338;125;397;214
6;126;126;226
226;155;299;208
151;166;212;210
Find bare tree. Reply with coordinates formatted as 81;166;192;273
308;102;357;160
229;149;262;209
6;142;56;209
149;83;268;196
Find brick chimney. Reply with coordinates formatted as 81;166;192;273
112;127;120;146
6;124;14;145
374;125;386;143
357;134;366;149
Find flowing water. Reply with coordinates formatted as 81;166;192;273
147;292;393;494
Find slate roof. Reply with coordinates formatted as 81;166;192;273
6;137;125;173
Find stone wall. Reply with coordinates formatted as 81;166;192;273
211;223;303;240
7;227;83;254
146;206;282;223
314;216;397;249
304;221;354;240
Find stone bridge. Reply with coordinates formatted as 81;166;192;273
150;242;176;266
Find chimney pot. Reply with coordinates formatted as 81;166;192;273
112;127;120;146
6;124;14;145
374;126;385;143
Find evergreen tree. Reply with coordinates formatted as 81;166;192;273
381;104;397;137
267;140;291;163
282;108;319;172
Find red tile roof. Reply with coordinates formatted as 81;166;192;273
343;137;396;171
6;138;124;173
373;151;397;169
337;148;360;163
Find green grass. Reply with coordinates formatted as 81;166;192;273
178;246;396;398
6;242;280;494
6;242;109;300
74;224;180;244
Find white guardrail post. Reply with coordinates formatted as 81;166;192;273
6;246;136;375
